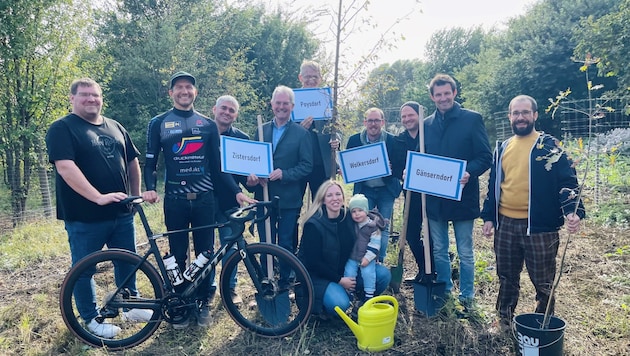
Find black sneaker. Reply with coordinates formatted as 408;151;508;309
196;300;212;327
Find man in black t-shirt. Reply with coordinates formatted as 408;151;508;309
46;78;152;339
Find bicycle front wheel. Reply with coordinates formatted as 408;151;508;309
59;249;164;350
220;243;313;337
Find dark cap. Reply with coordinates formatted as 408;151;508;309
400;101;420;115
169;71;196;88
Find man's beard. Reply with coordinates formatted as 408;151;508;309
512;121;534;136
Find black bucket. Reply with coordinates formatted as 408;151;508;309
513;313;566;356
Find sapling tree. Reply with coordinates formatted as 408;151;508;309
542;53;612;328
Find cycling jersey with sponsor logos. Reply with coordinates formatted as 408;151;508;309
145;108;221;195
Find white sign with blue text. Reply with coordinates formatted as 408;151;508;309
338;142;391;184
220;136;273;178
291;87;333;122
403;151;467;201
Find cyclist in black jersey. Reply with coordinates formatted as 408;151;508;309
143;72;254;328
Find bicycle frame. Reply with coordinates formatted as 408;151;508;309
60;195;313;348
102;197;276;315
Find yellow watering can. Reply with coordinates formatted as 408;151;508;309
334;295;399;352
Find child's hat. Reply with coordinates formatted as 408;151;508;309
349;194;369;213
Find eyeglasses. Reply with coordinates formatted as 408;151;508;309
510;110;533;117
76;92;101;98
302;75;320;80
365;119;383;124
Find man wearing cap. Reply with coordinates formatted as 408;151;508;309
144;71;254;329
393;101;426;282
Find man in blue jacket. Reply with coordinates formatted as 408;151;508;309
247;85;313;254
481;95;584;330
424;74;492;309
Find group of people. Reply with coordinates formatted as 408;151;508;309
47;60;584;339
296;72;585;328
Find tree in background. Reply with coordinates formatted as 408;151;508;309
0;0;89;225
574;0;630;98
424;26;486;78
96;0;318;145
457;0;620;141
358;59;428;126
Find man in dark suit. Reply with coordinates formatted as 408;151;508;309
424;73;492;309
213;95;249;305
247;85;313;254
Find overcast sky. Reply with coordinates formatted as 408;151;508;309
265;0;539;67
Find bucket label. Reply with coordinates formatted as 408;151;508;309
517;331;540;356
381;336;391;344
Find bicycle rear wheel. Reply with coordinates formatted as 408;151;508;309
220;243;313;337
59;249;164;350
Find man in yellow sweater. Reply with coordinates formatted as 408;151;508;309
480;95;585;331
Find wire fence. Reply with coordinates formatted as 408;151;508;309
2;98;628;235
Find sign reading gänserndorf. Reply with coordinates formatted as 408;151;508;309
403;151;467;201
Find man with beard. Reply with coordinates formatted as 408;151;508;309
393;101;425;281
144;72;254;329
346;107;402;262
247;85;313;258
480;95;585;331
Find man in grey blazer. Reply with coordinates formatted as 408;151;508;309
247;85;313;253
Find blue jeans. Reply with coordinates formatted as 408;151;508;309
164;192;216;301
322;263;391;314
65;214;137;322
344;259;376;295
361;187;395;261
215;205;238;289
429;218;475;301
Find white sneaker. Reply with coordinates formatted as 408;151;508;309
87;318;121;338
122;309;153;322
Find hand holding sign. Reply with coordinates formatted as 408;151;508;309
337;142;392;184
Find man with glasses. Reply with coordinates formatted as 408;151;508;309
424;73;492;312
481;95;584;331
46;78;153;338
346;107;402;262
297;59;340;199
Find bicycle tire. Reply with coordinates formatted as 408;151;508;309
220;243;313;337
59;249;164;350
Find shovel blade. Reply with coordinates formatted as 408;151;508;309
256;290;290;326
389;265;403;293
413;280;446;317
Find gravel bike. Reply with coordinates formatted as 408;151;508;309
59;196;313;350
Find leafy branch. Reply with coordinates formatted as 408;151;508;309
541;54;608;329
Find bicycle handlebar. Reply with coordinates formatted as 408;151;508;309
120;195;279;225
229;196;279;224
